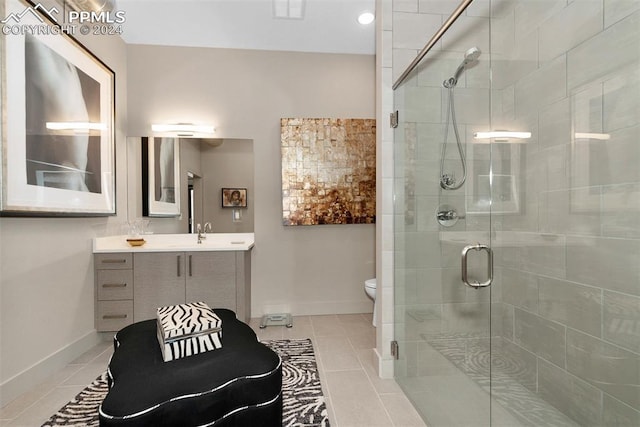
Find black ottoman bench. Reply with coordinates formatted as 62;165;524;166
99;308;282;426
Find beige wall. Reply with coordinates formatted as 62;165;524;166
127;44;376;317
0;24;129;404
201;139;255;234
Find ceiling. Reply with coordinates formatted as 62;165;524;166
115;0;376;55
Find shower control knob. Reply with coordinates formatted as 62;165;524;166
438;210;456;221
436;205;463;227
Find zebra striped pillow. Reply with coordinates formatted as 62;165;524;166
156;301;223;362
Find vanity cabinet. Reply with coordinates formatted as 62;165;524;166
132;252;185;322
185;252;237;313
132;251;251;325
93;233;254;332
94;253;134;332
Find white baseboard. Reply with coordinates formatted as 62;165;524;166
0;330;102;407
257;300;373;318
375;347;394;379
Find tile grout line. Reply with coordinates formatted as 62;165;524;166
310;327;339;426
354;336;398;427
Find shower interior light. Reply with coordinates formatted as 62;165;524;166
151;123;216;136
357;11;375;25
46;121;107;131
474;131;531;143
575;132;611;140
474;131;531;140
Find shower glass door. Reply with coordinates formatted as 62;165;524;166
394;0;640;426
392;41;495;425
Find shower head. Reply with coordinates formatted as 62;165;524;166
444;47;482;88
463;47;481;63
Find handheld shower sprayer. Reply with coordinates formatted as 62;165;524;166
444;47;481;88
463;46;482;63
439;47;481;191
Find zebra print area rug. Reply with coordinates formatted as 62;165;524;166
42;338;329;427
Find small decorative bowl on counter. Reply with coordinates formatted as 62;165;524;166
126;238;146;247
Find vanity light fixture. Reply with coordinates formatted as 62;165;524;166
151;123;216;137
473;131;531;143
357;11;375;25
45;122;107;133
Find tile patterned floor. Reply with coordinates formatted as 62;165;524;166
0;313;426;427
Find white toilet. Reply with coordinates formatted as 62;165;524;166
364;278;377;327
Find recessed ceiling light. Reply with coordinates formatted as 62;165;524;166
357;11;375;25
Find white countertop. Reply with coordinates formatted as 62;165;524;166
93;233;255;253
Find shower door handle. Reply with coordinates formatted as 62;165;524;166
461;243;493;288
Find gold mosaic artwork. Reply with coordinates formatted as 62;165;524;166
281;118;376;226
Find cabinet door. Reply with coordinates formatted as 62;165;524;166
133;252;185;322
186;252;236;312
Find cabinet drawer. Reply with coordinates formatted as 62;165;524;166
95;253;132;270
97;300;133;331
97;270;133;300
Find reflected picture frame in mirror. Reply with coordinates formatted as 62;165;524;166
142;137;181;217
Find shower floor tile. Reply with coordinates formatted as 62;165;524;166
401;333;581;427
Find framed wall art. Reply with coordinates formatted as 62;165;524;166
281;118;376;226
221;188;247;208
142;137;181;217
0;0;116;216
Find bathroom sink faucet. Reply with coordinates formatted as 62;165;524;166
197;222;212;244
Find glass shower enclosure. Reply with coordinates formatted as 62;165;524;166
393;0;640;426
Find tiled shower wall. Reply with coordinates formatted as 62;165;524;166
490;0;640;424
389;0;640;425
